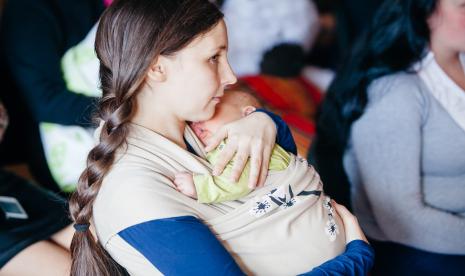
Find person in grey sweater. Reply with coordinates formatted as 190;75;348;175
345;71;465;250
310;0;465;274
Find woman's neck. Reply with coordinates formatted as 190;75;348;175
132;112;187;149
431;45;465;91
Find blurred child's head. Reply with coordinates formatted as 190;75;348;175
191;90;262;144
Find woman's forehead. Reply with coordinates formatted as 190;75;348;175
184;20;228;53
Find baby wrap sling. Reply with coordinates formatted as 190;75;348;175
93;123;346;275
194;140;291;203
39;23;100;191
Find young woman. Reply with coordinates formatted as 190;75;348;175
312;0;465;274
69;1;374;275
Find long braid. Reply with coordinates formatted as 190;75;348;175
69;62;136;276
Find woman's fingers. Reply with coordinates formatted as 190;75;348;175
212;138;237;175
332;200;368;244
256;145;272;187
205;126;228;152
333;200;353;219
248;144;263;188
230;143;250;182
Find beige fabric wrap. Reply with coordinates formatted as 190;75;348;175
93;124;346;275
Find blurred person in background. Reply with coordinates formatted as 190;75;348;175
310;0;465;274
0;1;73;274
0;0;107;192
0;99;73;276
220;0;326;156
307;0;383;70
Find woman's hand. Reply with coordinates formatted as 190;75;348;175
333;200;369;244
205;112;276;189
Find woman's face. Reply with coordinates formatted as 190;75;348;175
158;20;237;123
429;0;465;52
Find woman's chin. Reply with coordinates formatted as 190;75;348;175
191;110;215;123
204;106;218;120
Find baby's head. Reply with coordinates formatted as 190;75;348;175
191;90;262;145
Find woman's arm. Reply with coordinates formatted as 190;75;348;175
114;176;372;275
352;77;465;254
118;200;374;276
119;214;373;276
302;240;374;276
301;201;375;276
118;216;244;275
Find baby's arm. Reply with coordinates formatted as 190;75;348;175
174;164;252;204
193;169;252;203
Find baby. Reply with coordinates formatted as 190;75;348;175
174;90;293;203
174;90;347;262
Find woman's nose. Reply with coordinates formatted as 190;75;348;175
221;60;237;87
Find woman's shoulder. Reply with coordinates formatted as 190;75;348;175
366;72;431;111
92;158;190;245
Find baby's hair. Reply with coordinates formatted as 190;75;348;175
224;89;263;109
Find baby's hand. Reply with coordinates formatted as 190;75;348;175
174;172;197;199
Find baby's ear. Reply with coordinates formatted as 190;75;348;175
242;106;256;116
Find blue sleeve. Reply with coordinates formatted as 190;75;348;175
300;240;375;276
119;216;245;276
254;109;297;155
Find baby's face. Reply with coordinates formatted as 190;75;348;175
191;100;243;145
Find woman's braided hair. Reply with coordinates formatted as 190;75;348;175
68;1;223;275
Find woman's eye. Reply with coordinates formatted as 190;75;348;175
209;54;220;63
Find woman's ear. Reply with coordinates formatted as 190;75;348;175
242;105;256;116
147;58;168;82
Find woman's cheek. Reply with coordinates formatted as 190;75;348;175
455;15;465;49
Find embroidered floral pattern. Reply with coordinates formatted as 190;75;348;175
323;196;339;242
279;197;299;210
250;198;272;217
325;219;339;242
323;196;334;213
249;184;321;217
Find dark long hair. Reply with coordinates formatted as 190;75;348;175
322;0;438;147
68;1;223;275
311;0;437;207
318;0;437;151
